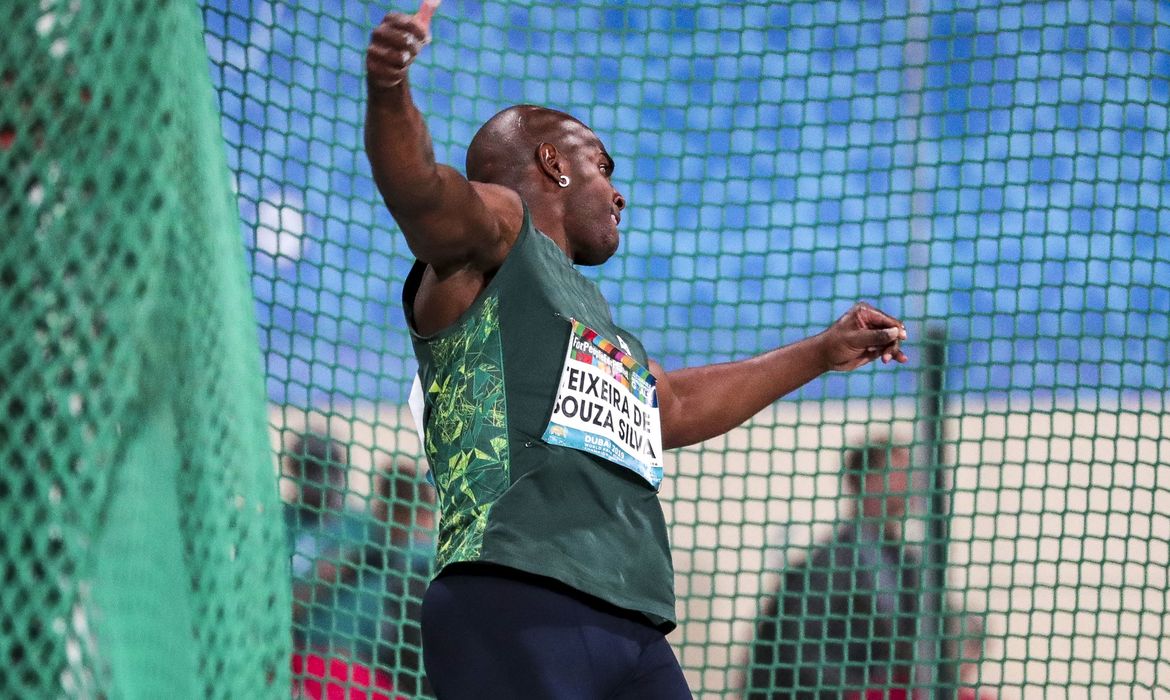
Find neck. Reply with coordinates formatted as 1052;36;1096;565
520;188;572;260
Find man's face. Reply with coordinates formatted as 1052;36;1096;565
558;120;626;265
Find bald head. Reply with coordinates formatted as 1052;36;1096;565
465;104;624;265
466;105;587;187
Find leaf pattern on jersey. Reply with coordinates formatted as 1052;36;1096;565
423;294;509;567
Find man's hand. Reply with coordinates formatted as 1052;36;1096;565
819;301;909;371
366;0;441;92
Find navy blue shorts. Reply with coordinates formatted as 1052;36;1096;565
421;565;692;699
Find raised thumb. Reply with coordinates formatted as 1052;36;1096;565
413;0;441;37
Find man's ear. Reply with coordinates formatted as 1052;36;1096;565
535;142;563;184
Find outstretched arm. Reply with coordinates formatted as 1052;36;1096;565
652;302;908;449
364;1;521;274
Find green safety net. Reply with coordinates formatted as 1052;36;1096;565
217;0;1168;698
6;0;1168;698
1;1;289;697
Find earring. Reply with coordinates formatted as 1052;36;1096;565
557;175;571;188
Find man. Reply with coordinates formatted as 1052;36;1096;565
365;3;908;697
744;441;920;699
363;458;437;696
282;433;368;654
283;432;401;700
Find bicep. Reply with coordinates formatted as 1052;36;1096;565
394;174;524;274
649;359;683;450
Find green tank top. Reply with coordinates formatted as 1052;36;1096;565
403;206;675;628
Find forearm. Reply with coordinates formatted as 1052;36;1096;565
662;333;829;448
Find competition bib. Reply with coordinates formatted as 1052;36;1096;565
542;320;664;489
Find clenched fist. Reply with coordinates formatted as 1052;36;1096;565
819;301;909;371
366;0;441;92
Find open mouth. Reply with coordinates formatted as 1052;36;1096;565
611;213;620;226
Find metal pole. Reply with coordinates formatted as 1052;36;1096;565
898;2;954;695
902;0;932;329
915;325;953;697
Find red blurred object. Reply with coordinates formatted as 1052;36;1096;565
849;687;994;700
851;689;909;700
291;653;399;700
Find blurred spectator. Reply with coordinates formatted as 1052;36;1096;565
293;455;437;696
283;432;368;655
745;438;994;699
283;435;438;697
362;458;436;697
744;439;921;699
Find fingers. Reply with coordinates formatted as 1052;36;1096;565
857;326;909;366
851;300;906;332
844;301;908;365
366;10;433;91
829;303;914;371
862;326;906;347
880;343;909;364
886;347;909;364
413;0;442;36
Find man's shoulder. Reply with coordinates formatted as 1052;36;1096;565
471;180;527;258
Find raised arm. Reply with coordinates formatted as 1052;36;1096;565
364;1;522;274
652;302;908;449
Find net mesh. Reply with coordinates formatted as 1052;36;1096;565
1;1;288;697
5;0;1168;697
216;1;1168;697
